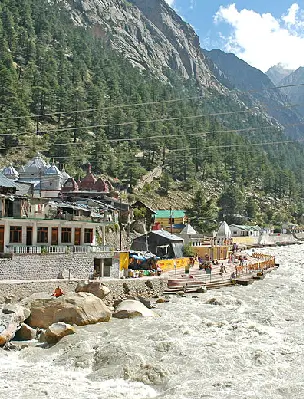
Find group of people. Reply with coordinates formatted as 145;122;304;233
128;256;162;277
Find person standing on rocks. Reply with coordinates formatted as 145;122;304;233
52;286;64;298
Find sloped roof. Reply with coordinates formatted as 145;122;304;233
230;224;261;231
180;224;197;235
217;221;231;238
14;182;32;196
0;173;18;188
151;229;183;242
155;210;185;219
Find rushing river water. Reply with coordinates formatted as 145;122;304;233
1;245;304;399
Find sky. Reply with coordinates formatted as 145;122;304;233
164;0;304;72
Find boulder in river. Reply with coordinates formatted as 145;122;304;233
75;280;111;299
113;299;157;319
24;292;112;328
41;322;75;344
0;304;30;346
15;323;37;341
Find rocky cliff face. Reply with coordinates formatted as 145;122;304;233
204;49;304;139
279;67;304;118
63;0;304;138
266;64;295;86
64;0;221;91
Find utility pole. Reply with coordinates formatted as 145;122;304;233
170;206;173;234
119;193;122;251
195;137;198;173
39;167;42;198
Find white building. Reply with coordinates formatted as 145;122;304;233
229;224;261;237
216;221;232;245
0;194;112;254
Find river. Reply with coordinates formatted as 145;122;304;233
1;244;304;399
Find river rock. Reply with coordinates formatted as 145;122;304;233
138;296;153;309
113;300;157;319
41;322;75;344
206;297;223;306
75;280;111;299
15;323;37;341
196;286;207;293
0;304;31;346
156;297;169;304
24;292;112;328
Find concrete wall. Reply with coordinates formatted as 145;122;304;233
0;253;117;281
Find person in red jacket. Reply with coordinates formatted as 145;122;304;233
52;286;64;298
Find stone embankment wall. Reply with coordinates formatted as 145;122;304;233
0;277;168;306
260;233;298;246
0;253;115;281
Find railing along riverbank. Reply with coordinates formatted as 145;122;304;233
165;253;277;293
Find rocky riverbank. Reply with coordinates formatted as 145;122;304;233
0;276;167;306
0;279;168;347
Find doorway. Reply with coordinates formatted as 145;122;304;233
74;228;81;245
0;225;4;252
51;227;58;245
26;227;33;246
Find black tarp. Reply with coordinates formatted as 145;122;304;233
131;230;184;259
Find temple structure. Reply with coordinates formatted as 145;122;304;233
77;163;110;192
2;158;113;199
2;153;70;198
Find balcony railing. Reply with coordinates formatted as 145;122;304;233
6;245;113;255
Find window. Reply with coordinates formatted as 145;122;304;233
10;226;22;243
61;227;71;243
169;217;175;224
37;227;48;243
84;228;93;244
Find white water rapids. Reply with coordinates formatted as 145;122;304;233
1;245;304;399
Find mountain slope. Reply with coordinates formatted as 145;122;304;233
279;67;304;118
1;0;304;226
64;0;221;91
266;64;295;85
203;49;304;140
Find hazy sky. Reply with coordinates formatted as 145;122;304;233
164;1;304;72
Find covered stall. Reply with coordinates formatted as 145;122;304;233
131;230;184;259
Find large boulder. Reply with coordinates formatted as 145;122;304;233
113;300;158;319
75;280;111;300
0;304;31;346
41;322;75;344
14;323;37;341
24;292;112;328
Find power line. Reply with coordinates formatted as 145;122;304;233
0;101;303;137
2;121;304;151
46;137;304;159
48;121;304;145
0;82;304;122
169;138;304;153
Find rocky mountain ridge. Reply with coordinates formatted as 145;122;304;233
203;50;304;139
279;67;304;118
266;64;295;86
62;1;304;139
63;0;222;92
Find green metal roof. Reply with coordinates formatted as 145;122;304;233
155;210;186;219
